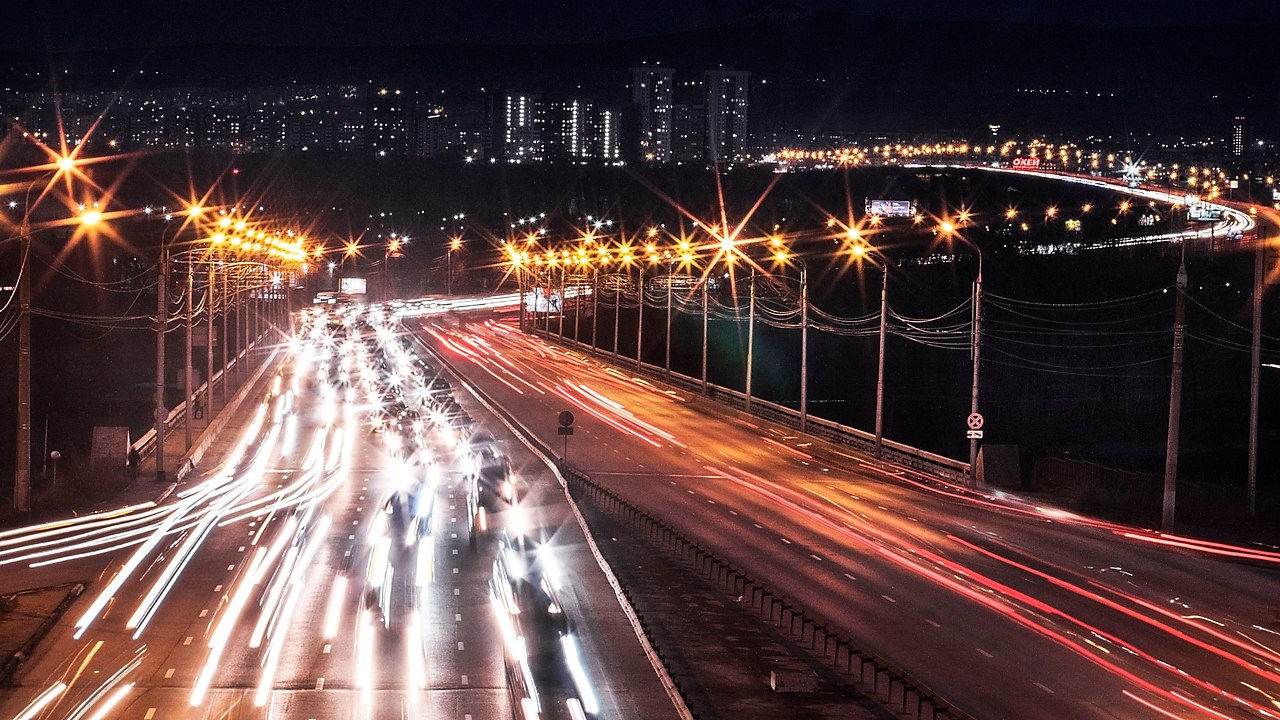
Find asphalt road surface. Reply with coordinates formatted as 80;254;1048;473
417;316;1280;720
0;309;674;720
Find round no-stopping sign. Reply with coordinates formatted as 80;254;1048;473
966;412;984;430
558;410;575;427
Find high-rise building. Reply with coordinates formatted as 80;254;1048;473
1231;116;1250;157
630;65;675;163
705;69;750;165
369;87;411;156
497;92;544;162
671;103;706;165
598;107;621;162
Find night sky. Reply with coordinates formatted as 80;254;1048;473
16;0;1280;50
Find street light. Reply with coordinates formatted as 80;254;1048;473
848;240;890;458
773;247;810;433
12;194;104;512
448;236;462;296
939;218;984;485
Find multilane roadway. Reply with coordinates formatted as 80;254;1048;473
419;316;1280;720
0;318;673;720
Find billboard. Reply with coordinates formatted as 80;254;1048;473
865;199;917;218
340;277;368;295
1011;157;1041;170
1187;204;1223;222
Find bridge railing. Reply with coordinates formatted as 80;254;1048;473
537;331;970;483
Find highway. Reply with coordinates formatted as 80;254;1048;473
418;316;1280;720
0;307;674;720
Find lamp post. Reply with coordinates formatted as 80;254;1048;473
635;262;646;367
701;275;709;394
941;221;984;485
745;266;756;412
664;259;674;375
184;256;195;450
12;168;101;511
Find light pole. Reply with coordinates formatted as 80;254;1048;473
635;261;646;367
12;175;101;511
184;256;195;450
701;275;709;394
942;221;984;484
745;266;756;412
847;240;891;457
664;259;673;375
1163;251;1188;530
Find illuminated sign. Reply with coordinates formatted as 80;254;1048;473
865;199;917;218
1011;157;1041;170
340;277;367;295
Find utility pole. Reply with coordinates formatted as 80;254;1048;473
184;259;194;450
1249;226;1265;516
969;262;983;485
635;264;644;367
874;267;888;458
1163;254;1188;530
220;268;229;406
746;268;756;412
154;243;168;484
701;278;709;395
665;264;673;376
15;216;32;512
799;264;809;433
207;263;215;421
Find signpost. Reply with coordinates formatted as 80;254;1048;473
557;410;574;469
966;412;984;440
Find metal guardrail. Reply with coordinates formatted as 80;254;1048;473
564;466;976;720
541;331;970;483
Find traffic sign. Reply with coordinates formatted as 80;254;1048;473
966;430;984;439
557;426;575;436
558;410;575;427
966;413;984;430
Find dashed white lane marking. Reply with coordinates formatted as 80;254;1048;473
183;636;193;645
457;641;465;651
455;613;463;622
809;554;822;562
706;499;716;504
352;520;359;526
144;709;156;719
881;595;896;603
198;609;208;617
349;534;355;540
976;648;993;658
213;584;223;593
164;668;174;679
461;676;469;687
753;523;764;529
780;538;793;545
453;567;459;574
237;546;246;553
1034;682;1054;694
728;510;738;516
452;549;458;555
226;564;235;570
451;532;457;539
843;573;857;581
316;677;325;690
323;644;331;654
454;588;460;596
926;619;941;628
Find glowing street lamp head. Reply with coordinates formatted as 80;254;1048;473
57;156;76;172
939;221;956;234
450;237;462;251
79;209;102;226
